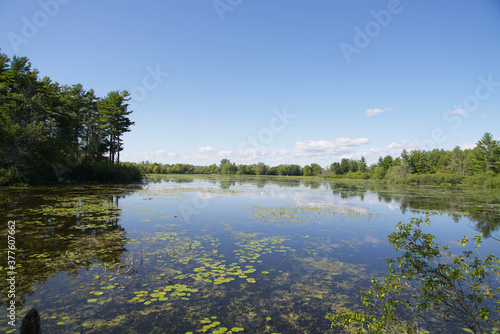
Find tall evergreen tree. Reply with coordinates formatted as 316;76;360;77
80;89;102;163
98;91;134;164
475;132;500;173
450;146;467;174
348;159;358;173
359;157;367;172
340;158;350;174
0;56;49;182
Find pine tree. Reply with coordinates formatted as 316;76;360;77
98;91;134;164
359;157;367;172
475;132;500;173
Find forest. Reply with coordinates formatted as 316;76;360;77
137;132;500;187
0;53;140;185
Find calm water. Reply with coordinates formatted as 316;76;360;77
1;176;499;333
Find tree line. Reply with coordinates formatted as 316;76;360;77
137;132;500;187
0;53;140;185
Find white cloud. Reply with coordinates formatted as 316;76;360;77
461;141;476;149
365;108;385;116
365;108;394;116
334;137;370;146
218;150;234;157
295;140;336;153
120;149;180;161
449;108;470;115
294;138;369;157
356;140;420;164
198;146;216;152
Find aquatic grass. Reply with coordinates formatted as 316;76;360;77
250;205;367;224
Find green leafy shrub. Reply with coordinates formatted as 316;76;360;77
68;162;142;183
327;216;500;334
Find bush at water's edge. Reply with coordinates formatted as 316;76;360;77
68;162;143;184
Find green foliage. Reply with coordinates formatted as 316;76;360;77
371;166;386;180
98;90;134;164
57;83;101;165
386;165;409;184
327;216;500;334
275;164;302;176
255;162;269;175
303;165;313;176
348;159;359;173
328;159;366;176
0;55;53;183
340;158;350;174
302;163;323;177
340;171;370;180
484;175;500;188
220;159;231;168
330;162;342;175
378;155;394;175
404;173;466;186
0;52;136;184
68;162;142;183
311;163;323;175
476;133;500;173
359;157;367;172
221;161;237;175
0;168;16;186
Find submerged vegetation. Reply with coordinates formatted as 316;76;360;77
0;53;141;185
137;132;500;188
251;205;366;223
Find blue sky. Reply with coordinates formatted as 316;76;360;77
1;0;499;167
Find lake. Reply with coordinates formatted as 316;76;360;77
1;175;499;333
